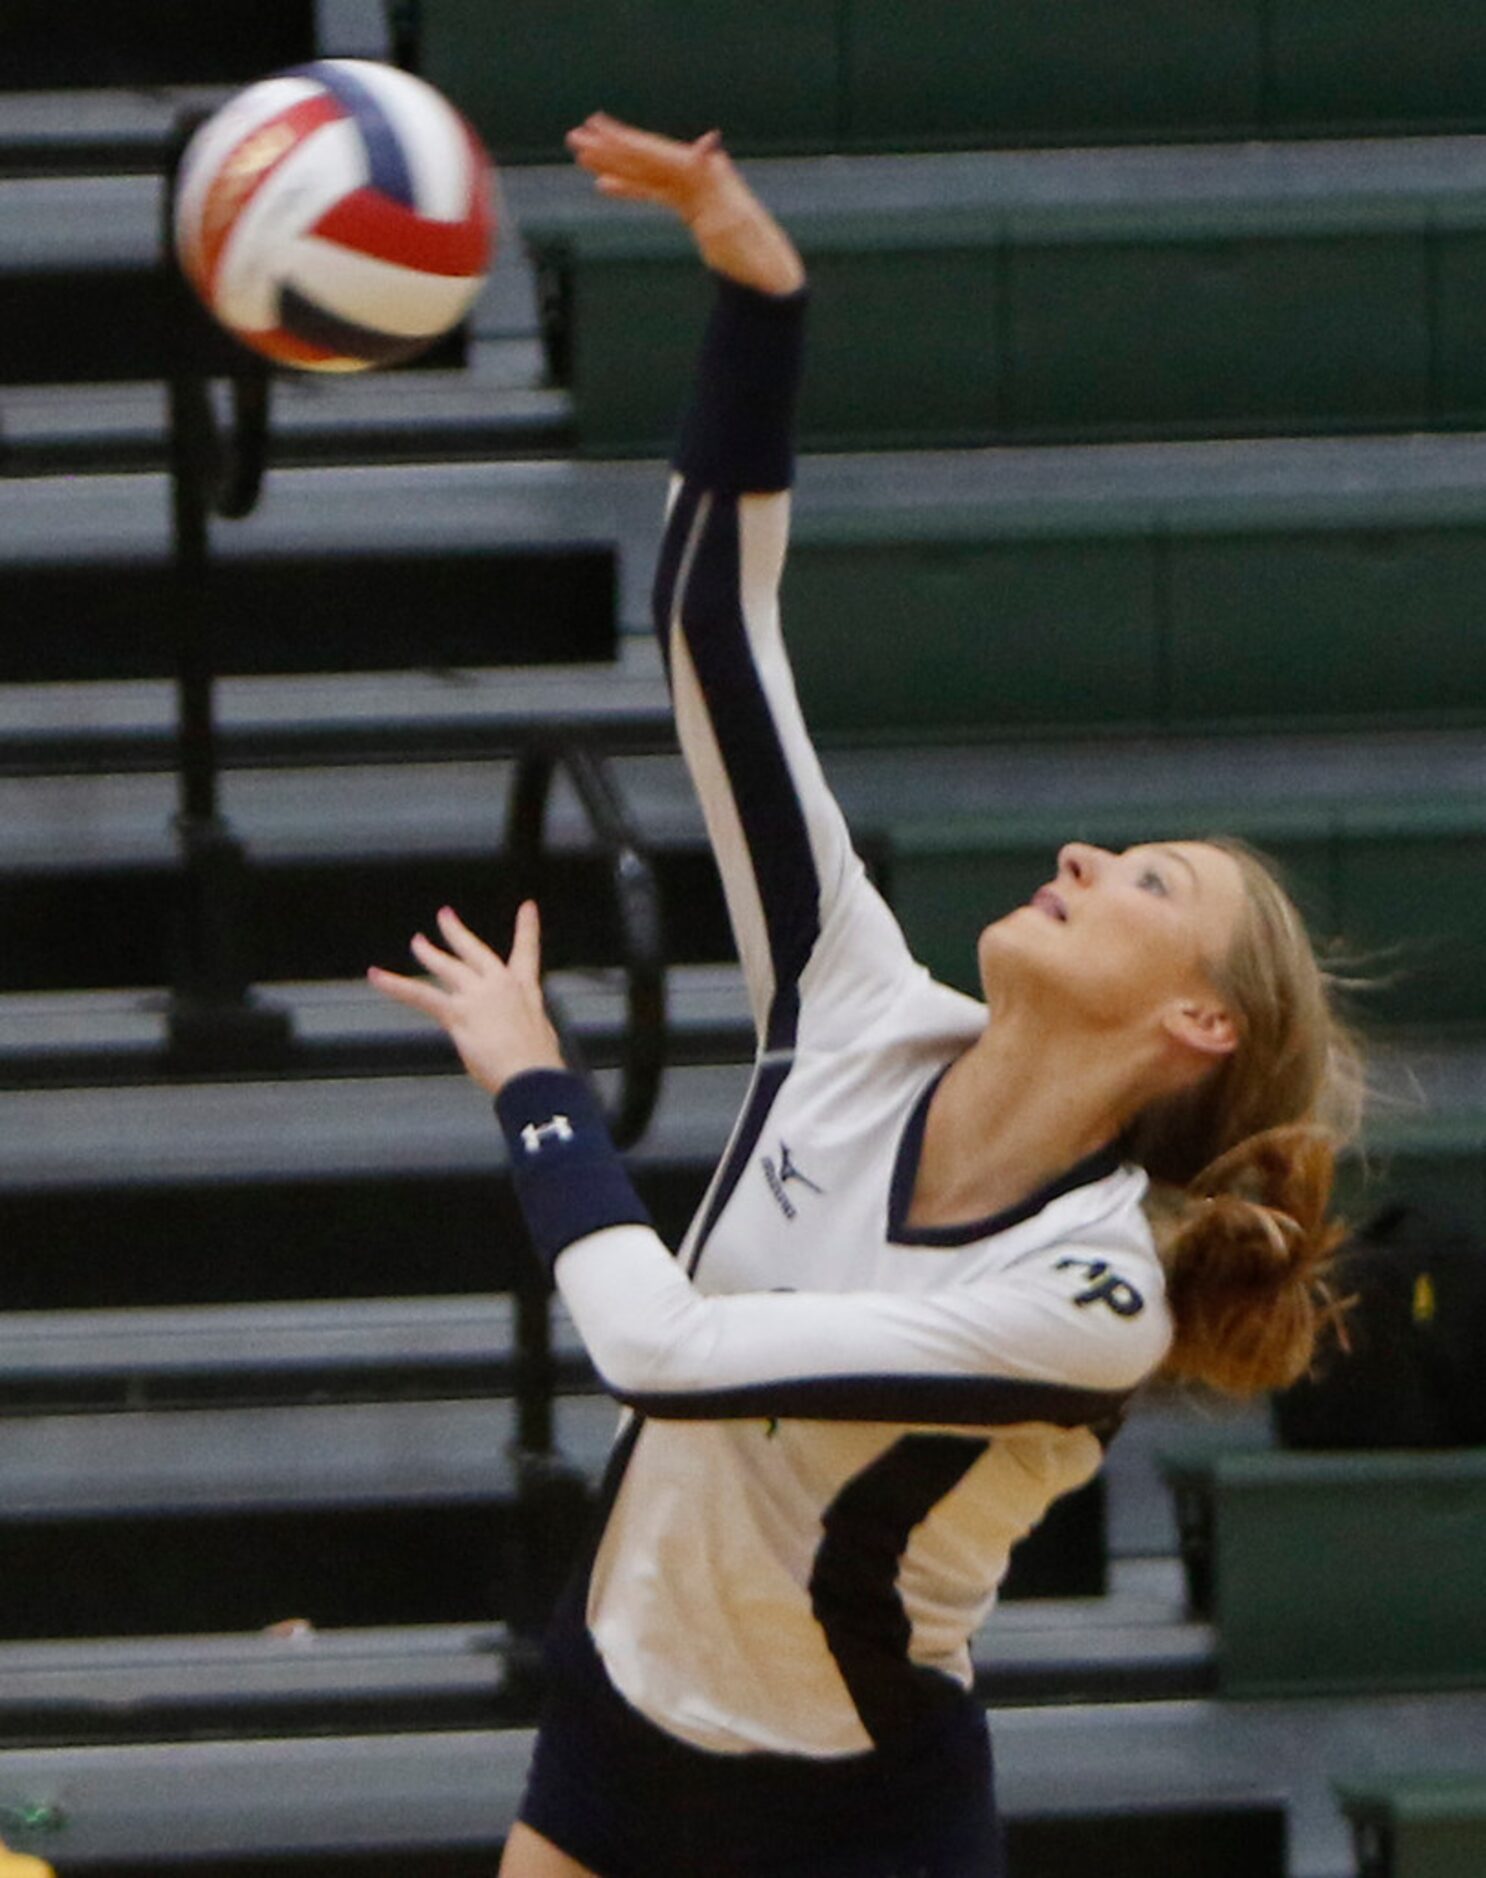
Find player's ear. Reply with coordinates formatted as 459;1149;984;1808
1161;997;1237;1060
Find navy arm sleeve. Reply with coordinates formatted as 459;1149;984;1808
673;275;807;494
654;276;920;1056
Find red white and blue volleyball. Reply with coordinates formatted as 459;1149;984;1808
174;59;496;373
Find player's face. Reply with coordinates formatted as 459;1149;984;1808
978;840;1247;1031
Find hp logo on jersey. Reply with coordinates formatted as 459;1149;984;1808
760;1140;824;1220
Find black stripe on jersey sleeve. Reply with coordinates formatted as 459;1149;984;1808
811;1434;989;1747
602;1369;1135;1431
677;497;818;1052
649;476;704;684
685;1053;792;1278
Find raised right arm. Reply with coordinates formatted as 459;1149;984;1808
568;118;919;1053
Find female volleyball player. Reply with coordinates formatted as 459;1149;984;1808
371;116;1360;1878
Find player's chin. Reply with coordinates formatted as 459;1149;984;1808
976;906;1046;980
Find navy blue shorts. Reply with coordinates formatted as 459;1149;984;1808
516;1623;1005;1878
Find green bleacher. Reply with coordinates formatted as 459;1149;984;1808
1161;1448;1486;1697
781;441;1486;739
414;0;1486;157
1337;1775;1486;1878
521;140;1486;454
885;797;1486;1026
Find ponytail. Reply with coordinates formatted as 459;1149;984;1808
1152;1126;1350;1395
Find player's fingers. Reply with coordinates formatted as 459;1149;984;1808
435;905;501;973
577;111;687;156
568;116;697;187
567;120;653;166
367;965;451;1022
508;899;543;986
409;930;475;988
593;174;669;205
571;144;677;193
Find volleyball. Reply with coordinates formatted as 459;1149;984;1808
173;59;496;373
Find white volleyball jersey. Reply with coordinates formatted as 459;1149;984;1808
519;282;1173;1760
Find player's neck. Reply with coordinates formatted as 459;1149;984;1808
910;1010;1156;1229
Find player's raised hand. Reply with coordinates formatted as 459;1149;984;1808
368;902;564;1095
566;113;724;219
566;112;805;296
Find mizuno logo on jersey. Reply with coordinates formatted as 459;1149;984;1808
761;1140;824;1219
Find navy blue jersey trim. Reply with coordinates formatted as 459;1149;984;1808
810;1434;989;1747
607;1369;1134;1430
887;1067;1126;1248
676;496;819;1053
290;60;417;206
684;1054;792;1278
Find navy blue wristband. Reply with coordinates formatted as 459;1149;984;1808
673;276;808;494
494;1068;652;1274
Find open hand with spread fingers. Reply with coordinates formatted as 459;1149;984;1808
368;902;564;1096
566;111;805;296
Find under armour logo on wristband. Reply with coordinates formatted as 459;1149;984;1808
521;1115;574;1155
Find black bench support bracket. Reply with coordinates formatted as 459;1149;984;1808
160;110;293;1071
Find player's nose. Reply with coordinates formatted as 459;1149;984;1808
1057;841;1108;888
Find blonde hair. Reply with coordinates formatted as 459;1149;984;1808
1126;838;1364;1396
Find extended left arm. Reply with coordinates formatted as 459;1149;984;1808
371;913;1166;1424
496;1054;1166;1423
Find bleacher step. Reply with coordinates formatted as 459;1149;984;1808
10;0;1486;176
0;458;623;685
0;3;387;176
0;1624;514;1746
976;1557;1215;1705
0;158;566;413
0;343;571;476
415;0;1486;159
0;1557;1214;1746
0;1059;742;1310
8;710;1486;1009
15;427;1486;729
0;1395;614;1521
522;136;1486;450
0;1292;591;1412
4;1688;1483;1873
0;657;675;779
0;963;754;1090
9;642;1486;781
0;86;231;175
2;691;1479;881
0;1059;750;1196
0;1393;618;1638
